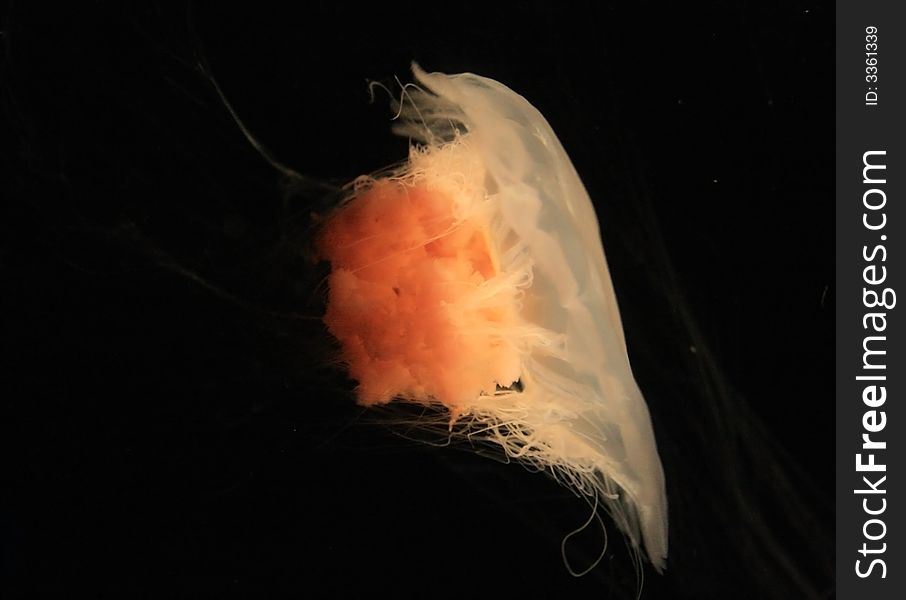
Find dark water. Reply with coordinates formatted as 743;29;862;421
3;2;832;598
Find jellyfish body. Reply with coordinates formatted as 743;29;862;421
317;65;668;570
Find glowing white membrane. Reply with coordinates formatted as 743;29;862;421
389;65;668;569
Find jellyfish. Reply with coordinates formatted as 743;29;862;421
315;65;668;572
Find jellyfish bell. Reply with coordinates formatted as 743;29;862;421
316;64;668;571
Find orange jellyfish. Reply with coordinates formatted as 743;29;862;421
316;65;668;571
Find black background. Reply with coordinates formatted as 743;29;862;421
3;2;833;598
